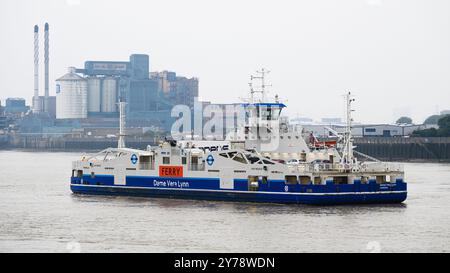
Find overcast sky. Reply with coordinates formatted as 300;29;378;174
0;0;449;123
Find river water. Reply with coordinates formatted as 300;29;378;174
0;151;449;253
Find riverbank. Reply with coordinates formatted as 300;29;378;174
354;137;450;162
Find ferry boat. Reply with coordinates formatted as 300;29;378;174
70;70;407;205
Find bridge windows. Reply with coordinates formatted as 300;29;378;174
259;107;282;121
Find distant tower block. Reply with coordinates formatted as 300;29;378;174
33;25;41;113
44;23;50;113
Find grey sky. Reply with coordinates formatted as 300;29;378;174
0;0;449;124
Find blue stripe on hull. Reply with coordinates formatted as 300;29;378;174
70;184;407;205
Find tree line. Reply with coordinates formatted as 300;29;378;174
412;115;450;137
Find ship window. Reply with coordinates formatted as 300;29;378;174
334;176;349;185
260;107;281;121
140;156;153;170
77;170;83;178
273;109;281;120
285;176;298;185
313;177;322;185
361;177;368;184
91;172;95;179
219;153;229;158
248;176;259;191
263;159;275;165
232;153;248;164
260;108;272;121
163;157;170;165
299;176;311;185
376;176;386;184
365;128;376;133
182;157;187;165
262;176;268;184
245;154;260;164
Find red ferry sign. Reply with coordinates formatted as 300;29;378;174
159;166;184;177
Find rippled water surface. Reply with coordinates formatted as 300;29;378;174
0;151;449;252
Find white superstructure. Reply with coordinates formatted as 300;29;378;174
70;69;407;205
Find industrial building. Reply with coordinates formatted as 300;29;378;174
0;117;6;131
151;71;199;108
0;101;6;130
55;54;199;132
4;98;30;114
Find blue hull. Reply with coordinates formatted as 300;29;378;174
70;182;407;205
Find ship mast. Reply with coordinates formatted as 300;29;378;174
341;92;355;164
250;68;271;103
118;100;127;149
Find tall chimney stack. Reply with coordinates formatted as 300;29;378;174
33;25;41;113
44;23;49;113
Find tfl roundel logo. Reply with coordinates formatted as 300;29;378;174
206;155;215;166
131;154;138;165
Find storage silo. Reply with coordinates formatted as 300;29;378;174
101;77;118;113
87;77;101;113
56;67;88;119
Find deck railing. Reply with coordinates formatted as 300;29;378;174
294;162;404;173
